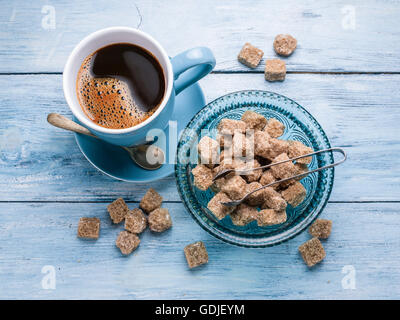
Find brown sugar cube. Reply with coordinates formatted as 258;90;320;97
242;159;262;183
230;203;257;226
192;164;214;191
254;130;272;159
309;219;332;239
241;110;267;130
211;166;228;192
198;136;219;168
125;208;147;234
265;118;285;138
294;163;309;180
207;192;235;219
273;34;297;57
221;175;247;200
116;230;140;255
281;181;306;207
107;198;129;224
264;138;289;159
298;237;326;267
148;208;172;232
245;182;265;206
77;217;100;239
262;187;287;211
260;170;276;186
214;158;245;177
232;132;247;157
270;153;296;180
184;241;209;269
288;140;313;164
217;119;246;135
238;42;264;68
210;177;225;193
217;133;233;149
231;131;255;158
257;209;287;226
265;59;286;82
140;188;163;213
260;170;290;190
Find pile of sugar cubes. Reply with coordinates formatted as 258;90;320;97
77;189;209;269
191;110;313;227
77;188;172;255
238;34;297;81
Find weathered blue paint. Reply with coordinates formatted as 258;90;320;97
0;0;399;299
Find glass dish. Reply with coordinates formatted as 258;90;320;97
175;90;334;247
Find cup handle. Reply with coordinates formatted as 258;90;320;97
170;47;216;95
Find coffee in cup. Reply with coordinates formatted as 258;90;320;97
76;43;165;129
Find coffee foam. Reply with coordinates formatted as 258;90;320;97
77;56;157;129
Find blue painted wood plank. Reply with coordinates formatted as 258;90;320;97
0;202;399;299
0;73;399;201
0;0;400;72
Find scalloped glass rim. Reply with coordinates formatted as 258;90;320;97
175;90;334;248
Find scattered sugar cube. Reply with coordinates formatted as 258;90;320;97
281;181;306;207
107;198;129;224
309;219;332;239
192;164;214;191
288;140;313;164
198;136;220;168
262;187;287;211
230;203;257;226
298;237;326;267
116;231;140;255
217;119;246;135
221;175;247;200
265;118;285;138
238;42;264;68
241;110;267;130
140;188;163;213
257;209;287;226
148;208;172;232
270;153;296;180
273;34;297;57
125;208;147;234
265;59;286;82
77;217;100;239
207;192;235;220
184;241;209;269
245;182;265;206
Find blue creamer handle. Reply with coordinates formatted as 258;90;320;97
171;47;216;95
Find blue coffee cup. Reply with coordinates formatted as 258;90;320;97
63;27;215;146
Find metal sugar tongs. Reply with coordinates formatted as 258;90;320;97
212;147;347;207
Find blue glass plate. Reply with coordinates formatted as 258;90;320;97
175;90;334;247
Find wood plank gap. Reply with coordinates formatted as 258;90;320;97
0;200;398;204
2;71;400;76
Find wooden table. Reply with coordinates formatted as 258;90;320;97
1;0;399;299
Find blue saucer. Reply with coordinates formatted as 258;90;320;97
74;83;206;182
